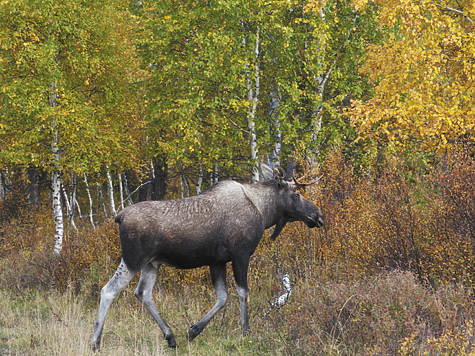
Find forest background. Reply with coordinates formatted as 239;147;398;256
0;0;474;354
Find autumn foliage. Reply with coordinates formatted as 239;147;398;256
2;147;475;353
3;147;475;290
350;0;475;150
292;147;475;287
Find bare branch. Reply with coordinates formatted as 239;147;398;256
116;180;152;212
434;2;474;25
226;115;250;134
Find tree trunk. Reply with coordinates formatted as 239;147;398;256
84;173;95;228
213;161;219;185
61;180;77;231
106;165;116;217
70;173;77;225
122;171;134;205
151;154;167;201
52;170;63;255
97;183;108;219
268;86;282;168
244;25;260;183
50;82;63;255
196;165;203;195
118;172;124;211
308;7;330;164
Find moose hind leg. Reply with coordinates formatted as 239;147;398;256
135;262;177;348
91;259;136;352
187;263;228;342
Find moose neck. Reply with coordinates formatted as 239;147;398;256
242;181;284;229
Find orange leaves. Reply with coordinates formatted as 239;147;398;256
313;148;475;286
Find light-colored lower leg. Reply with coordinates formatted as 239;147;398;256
91;259;135;352
236;285;250;334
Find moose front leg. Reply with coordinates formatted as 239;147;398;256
232;256;251;335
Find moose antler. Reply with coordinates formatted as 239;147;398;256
291;173;323;187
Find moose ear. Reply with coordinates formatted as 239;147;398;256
273;166;287;183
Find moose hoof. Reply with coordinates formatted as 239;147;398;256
187;324;202;342
90;341;100;353
166;335;177;348
242;328;251;337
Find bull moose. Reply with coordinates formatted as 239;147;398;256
90;165;323;351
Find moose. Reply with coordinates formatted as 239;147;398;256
90;165;324;351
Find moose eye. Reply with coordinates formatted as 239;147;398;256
293;193;300;199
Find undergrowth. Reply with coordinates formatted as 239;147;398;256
2;147;475;355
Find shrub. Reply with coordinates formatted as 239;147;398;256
297;147;475;287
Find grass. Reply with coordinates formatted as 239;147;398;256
2;258;475;356
0;281;286;356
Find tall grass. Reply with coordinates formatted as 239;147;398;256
0;287;167;355
1;266;474;355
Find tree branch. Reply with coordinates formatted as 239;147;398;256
434;2;474;25
115;180;152;212
225;114;250;134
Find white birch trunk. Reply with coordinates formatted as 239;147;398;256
180;176;185;199
75;199;82;221
311;67;332;148
106;165;116;217
180;174;190;199
84;173;95;228
62;182;77;231
52;171;63;255
196;165;203;195
98;184;108;219
118;172;124;211
122;172;134;205
309;6;329;164
50;82;63;255
272;120;281;167
214;162;219;184
244;26;260;183
70;173;77;227
268;88;282;168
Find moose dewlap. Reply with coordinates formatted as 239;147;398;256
90;165;323;351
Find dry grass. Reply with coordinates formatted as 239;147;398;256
1;258;475;356
0;288;168;356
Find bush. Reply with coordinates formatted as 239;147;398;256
299;147;475;287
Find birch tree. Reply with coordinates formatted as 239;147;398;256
50;82;63;254
243;25;261;183
142;0;381;178
138;0;308;182
0;0;144;252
